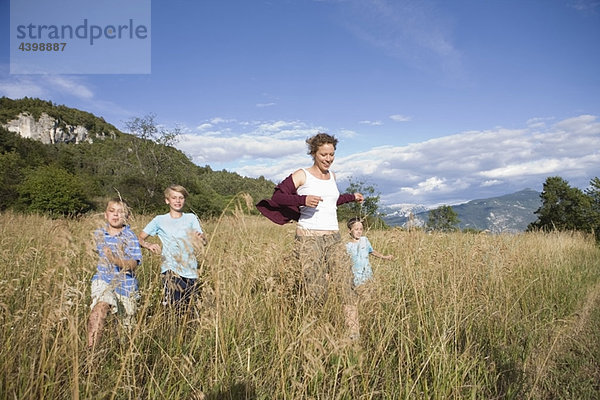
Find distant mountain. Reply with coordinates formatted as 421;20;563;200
382;189;541;233
380;204;429;228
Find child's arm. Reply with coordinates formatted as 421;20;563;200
138;232;162;255
193;231;208;246
103;247;139;271
370;250;394;260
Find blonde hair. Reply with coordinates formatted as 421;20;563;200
164;184;189;198
106;198;130;219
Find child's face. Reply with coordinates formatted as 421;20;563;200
349;221;363;240
105;202;126;229
165;190;186;211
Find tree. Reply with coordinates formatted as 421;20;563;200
585;177;600;241
527;176;591;232
120;114;187;212
426;205;460;232
124;113;180;147
0;152;25;210
337;177;385;227
17;165;92;216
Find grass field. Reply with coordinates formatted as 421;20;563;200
1;209;599;399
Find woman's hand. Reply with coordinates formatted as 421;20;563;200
305;195;323;208
354;193;364;203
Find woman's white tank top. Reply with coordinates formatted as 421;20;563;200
297;168;340;230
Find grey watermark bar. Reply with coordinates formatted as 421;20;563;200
10;0;151;74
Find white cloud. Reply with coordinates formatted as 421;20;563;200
0;73;94;100
0;72;141;125
526;116;554;129
339;129;358;138
554;114;600;135
176;118;327;168
197;123;213;131
254;120;323;139
400;177;447;195
326;0;464;81
480;158;568;179
256;102;276;108
174;114;600;206
179;134;304;164
389;114;411;122
210;117;233;124
324;114;598;205
0;77;46;99
257;120;295;132
481;180;502;187
359;120;383;126
180;114;599;203
568;0;600;12
46;76;94;99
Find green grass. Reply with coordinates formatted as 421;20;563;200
1;210;600;399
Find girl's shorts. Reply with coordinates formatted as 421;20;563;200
90;279;137;319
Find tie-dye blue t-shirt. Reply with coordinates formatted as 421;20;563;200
346;236;374;286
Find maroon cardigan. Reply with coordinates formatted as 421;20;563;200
256;174;356;225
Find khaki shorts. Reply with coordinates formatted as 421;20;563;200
294;232;356;304
90;280;137;327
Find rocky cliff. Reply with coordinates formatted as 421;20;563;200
3;112;116;144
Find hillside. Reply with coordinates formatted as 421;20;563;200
383;189;541;232
0;97;119;143
0;97;275;216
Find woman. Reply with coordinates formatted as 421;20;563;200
257;132;363;339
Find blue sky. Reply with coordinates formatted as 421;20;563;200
1;0;599;207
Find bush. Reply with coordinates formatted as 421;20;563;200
17;165;93;216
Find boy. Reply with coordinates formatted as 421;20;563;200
138;185;207;314
346;218;393;287
88;198;142;348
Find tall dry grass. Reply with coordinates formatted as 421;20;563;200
1;209;599;399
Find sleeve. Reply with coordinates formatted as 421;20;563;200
190;214;203;233
255;174;304;224
94;229;104;253
365;237;374;254
142;217;158;236
270;175;306;206
337;193;356;206
271;190;306;207
123;229;143;264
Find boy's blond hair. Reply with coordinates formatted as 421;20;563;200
164;184;189;198
106;198;130;218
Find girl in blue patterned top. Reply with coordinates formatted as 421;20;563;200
346;218;393;287
87;198;142;348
